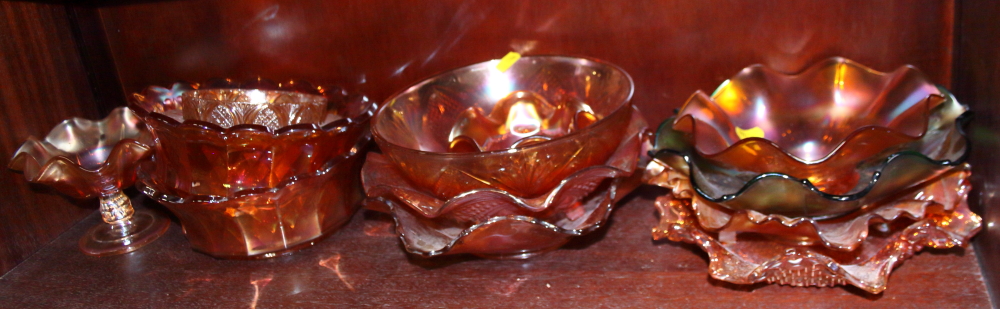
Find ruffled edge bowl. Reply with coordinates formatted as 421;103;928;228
9;107;152;198
651;89;970;218
362;107;648;258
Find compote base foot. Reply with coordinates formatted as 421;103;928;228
79;209;170;257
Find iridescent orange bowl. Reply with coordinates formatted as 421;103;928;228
656;58;970;218
643;58;981;293
364;55;647;258
129;80;375;197
138;151;365;259
9;107;169;256
129;80;375;258
673;57;946;195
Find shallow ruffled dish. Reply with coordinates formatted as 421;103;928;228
645;155;971;251
364;154;623;258
9;107;169;256
650;164;980;294
10;107;152;198
672;57;945;195
364;104;647;258
655;87;969;218
129;80;376;196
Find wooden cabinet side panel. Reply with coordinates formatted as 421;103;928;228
955;0;1000;302
0;2;102;274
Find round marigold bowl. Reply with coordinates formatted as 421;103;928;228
129;79;375;258
365;55;647;258
658;58;969;217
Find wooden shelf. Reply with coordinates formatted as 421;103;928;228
0;190;991;307
1;1;998;306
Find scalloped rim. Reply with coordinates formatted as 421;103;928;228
692;164;969;251
138;138;368;203
9;107;152;181
674;57;942;164
138;153;361;204
651;169;980;293
363;106;646;217
653;109;970;212
129;81;377;136
376;177;619;257
366;155;631;218
372;55;635;158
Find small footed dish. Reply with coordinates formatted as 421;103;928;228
9;107;169;256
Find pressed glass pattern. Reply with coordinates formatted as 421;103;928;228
129;80;374;258
365;56;646;258
648;161;980;293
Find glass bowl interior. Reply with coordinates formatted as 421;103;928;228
372;55;635;199
179;89;329;130
129;81;376;197
674;57;943;165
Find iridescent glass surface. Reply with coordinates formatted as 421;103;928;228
365;55;646;258
655;59;970;217
130;80;375;258
180;89;328;130
9;107;169;256
643;58;980;293
672;58;946;195
647;160;980;293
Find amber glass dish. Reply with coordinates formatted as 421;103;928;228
643;58;980;293
673;58;945;195
372;55;635;200
9;107;169;256
130;80;375;258
657;59;969;218
366;55;646;258
138;153;364;259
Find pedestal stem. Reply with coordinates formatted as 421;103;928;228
99;190;136;235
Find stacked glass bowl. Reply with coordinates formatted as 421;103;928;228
130;79;376;259
363;56;648;259
644;58;980;293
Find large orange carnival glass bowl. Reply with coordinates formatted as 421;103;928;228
644;58;980;293
365;55;647;258
664;58;968;217
130;79;376;258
